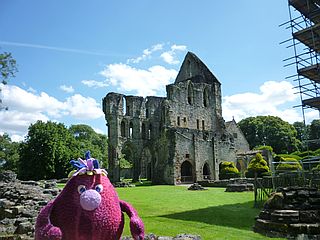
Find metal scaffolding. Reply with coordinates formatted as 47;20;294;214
281;0;320;122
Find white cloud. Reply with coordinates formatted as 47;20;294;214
11;134;25;142
127;43;163;64
0;84;104;138
222;81;302;123
65;94;104;119
100;63;177;97
160;52;179;65
1;84;65;118
60;84;74;93
160;44;187;65
93;127;104;134
81;80;108;88
27;87;37;93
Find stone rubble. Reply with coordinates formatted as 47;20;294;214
254;186;320;239
0;171;58;240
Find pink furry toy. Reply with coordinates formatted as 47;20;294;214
35;151;144;240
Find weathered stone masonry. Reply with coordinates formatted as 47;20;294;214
103;52;250;184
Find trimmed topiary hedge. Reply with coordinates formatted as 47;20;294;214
245;153;271;178
219;161;240;180
276;157;302;172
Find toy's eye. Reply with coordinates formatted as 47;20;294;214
95;184;103;193
77;185;86;194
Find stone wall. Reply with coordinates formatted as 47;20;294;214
0;171;59;239
103;52;250;184
254;186;320;238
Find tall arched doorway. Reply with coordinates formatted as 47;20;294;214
141;148;152;180
203;162;210;180
181;161;193;183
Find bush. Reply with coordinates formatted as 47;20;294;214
245;153;270;178
298;150;315;158
219;161;240;180
276;154;302;161
276;157;302;172
254;145;273;153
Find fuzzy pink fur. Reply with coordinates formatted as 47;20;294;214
35;174;144;240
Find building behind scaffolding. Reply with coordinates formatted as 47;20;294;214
283;0;320;122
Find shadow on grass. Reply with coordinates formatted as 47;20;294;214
160;201;258;230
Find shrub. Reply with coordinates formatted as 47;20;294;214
219;161;240;180
298;150;315;158
245;153;270;178
254;145;273;153
276;154;302;161
313;148;320;156
312;164;320;172
276;157;302;172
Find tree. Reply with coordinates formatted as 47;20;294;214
0;133;20;172
19;121;77;180
0;52;18;110
238;116;301;154
69;124;108;168
309;119;320;150
0;52;17;84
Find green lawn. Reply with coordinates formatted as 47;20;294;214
117;186;283;240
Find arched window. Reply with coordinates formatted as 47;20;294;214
187;82;193;105
129;122;133;138
203;87;209;107
181;161;193;183
121;120;126;137
203;163;210;180
148;124;152;139
122;96;127;115
142;123;146;139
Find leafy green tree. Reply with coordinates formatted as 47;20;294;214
239;116;301;154
0;52;17;84
1;52;18;110
69;124;108;168
309;119;320;150
19;121;77;180
0;133;20;172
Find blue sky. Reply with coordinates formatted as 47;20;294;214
0;0;318;141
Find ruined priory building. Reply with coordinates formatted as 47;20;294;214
103;52;249;184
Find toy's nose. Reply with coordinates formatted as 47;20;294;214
80;189;101;211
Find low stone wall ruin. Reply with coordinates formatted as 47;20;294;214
254;186;320;239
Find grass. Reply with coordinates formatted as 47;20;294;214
117;186;284;240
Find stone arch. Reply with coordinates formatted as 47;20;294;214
141;147;152;180
203;87;209;107
122;96;127;115
148;124;152;139
181;160;193;183
121;120;126;137
203;162;211;180
129;122;133;138
141;123;146;139
187;81;194;105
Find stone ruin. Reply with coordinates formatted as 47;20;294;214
225;178;254;192
187;183;207;191
254;186;320;239
0;171;60;240
103;52;250;185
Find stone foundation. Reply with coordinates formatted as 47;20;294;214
254;187;320;238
